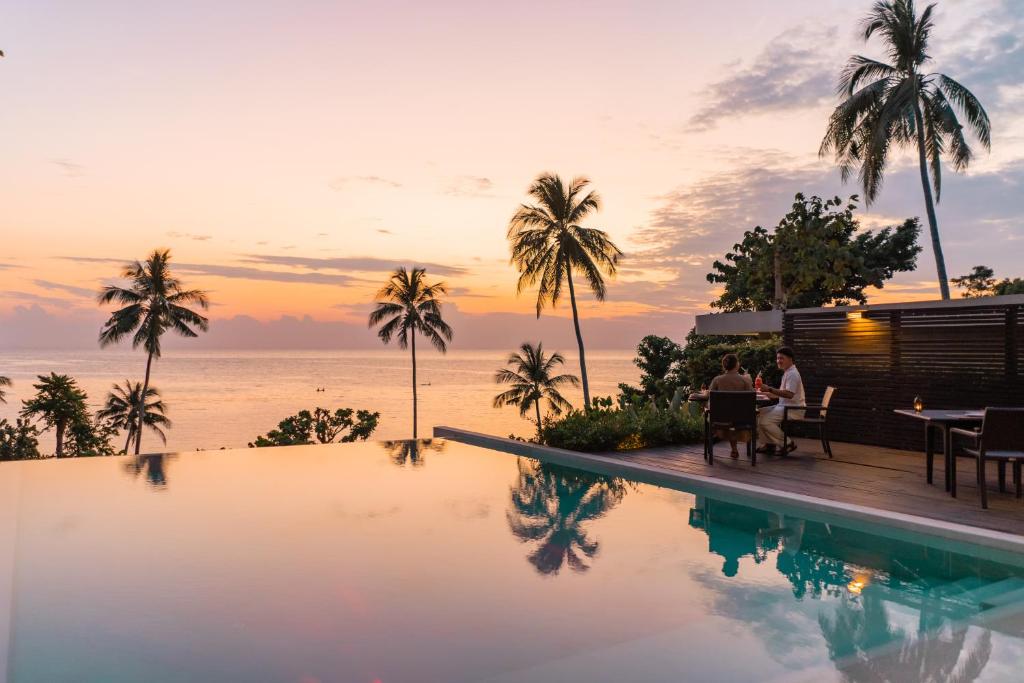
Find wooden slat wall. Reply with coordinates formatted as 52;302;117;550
784;303;1024;450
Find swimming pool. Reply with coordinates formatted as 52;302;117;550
1;439;1022;682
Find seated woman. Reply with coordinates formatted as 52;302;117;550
709;353;754;458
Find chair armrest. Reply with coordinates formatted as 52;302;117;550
949;427;980;443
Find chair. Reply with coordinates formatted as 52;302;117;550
705;391;758;466
951;408;1024;509
782;386;837;458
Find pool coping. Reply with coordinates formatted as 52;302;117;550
434;426;1024;560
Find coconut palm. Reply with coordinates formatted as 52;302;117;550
19;373;88;457
493;342;579;441
97;249;208;454
368;267;453;438
507;173;622;407
382;438;446;468
820;0;990;300
97;381;172;454
0;376;10;403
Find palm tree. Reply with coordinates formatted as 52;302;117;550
507;173;622;406
0;376;10;403
97;381;172;454
820;0;990;300
97;249;208;454
382;438;446;467
368;267;453;438
493;342;579;441
20;373;88;457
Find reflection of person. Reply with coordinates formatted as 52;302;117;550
709;353;753;459
757;347;805;455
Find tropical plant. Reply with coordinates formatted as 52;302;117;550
708;194;920;311
382;438;446;468
951;265;996;298
0;418;40;461
493;342;579;441
65;417;117;457
507;173;622;407
0;375;10;404
367;267;452;438
820;0;991;300
679;329;783;392
19;373;90;457
123;454;171;488
97;381;172;454
616;335;687;406
994;278;1024;296
249;407;380;448
98;249;209;454
506;458;627;575
541;398;704;452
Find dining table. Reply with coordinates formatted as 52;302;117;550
893;409;985;497
688;391;777;407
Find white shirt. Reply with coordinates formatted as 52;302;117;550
779;365;805;407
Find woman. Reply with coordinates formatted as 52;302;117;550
708;353;754;458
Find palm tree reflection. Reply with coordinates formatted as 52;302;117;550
382;438;446;468
506;458;627;575
122;454;171;489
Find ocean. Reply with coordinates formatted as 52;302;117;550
0;349;637;453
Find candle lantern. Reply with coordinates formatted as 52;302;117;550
913;396;924;412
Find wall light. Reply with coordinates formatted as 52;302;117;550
846;310;864;320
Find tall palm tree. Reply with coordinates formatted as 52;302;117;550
382;438;446;468
97;381;172;454
493;342;579;441
368;267;453;438
97;249;208;454
820;0;990;300
507;173;622;406
0;376;10;403
20;373;88;457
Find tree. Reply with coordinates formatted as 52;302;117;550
507;173;622;408
493;342;579;441
616;335;686;405
98;249;209;455
821;0;991;300
20;373;89;457
708;194;921;311
367;267;452;438
249;407;380;448
382;438;446;468
96;381;172;454
0;376;10;404
0;418;40;461
951;266;996;298
65;417;117;457
994;278;1024;296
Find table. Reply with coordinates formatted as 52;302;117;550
893;409;984;497
688;392;777;407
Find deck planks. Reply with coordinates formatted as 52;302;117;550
600;439;1024;536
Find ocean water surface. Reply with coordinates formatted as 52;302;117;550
0;349;637;452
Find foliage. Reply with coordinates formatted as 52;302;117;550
0;375;10;404
708;194;921;311
820;0;991;299
65;417;118;457
382;439;446;468
952;265;1024;297
249;407;380;448
96;381;172;453
493;342;579;439
616;335;686;405
0;418;41;460
541;398;704;452
507;173;623;406
20;373;90;457
680;329;783;391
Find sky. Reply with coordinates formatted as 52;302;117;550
1;0;1022;350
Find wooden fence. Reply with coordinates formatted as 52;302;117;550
783;298;1023;451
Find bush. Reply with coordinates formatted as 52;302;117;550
680;328;782;390
249;407;380;447
541;399;703;452
0;418;41;461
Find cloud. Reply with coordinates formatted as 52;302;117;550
59;256;127;265
0;262;21;270
936;0;1024;109
328;175;402;190
689;25;839;131
167;231;212;241
240;254;468;277
32;279;96;298
174;263;359;287
0;291;78;309
51;158;85;177
443;175;494;197
376;229;394;235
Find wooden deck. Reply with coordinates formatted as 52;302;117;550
603;438;1024;536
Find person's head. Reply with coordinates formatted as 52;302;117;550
721;353;739;373
722;557;739;577
776;346;795;370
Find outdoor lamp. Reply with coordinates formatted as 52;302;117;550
913;396;924;412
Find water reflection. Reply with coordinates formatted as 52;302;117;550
381;438;446;467
121;454;171;489
506;458;627;575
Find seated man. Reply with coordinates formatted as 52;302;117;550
709;353;753;459
756;346;805;455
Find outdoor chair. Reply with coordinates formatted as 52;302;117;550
950;407;1024;510
705;391;758;466
782;386;837;458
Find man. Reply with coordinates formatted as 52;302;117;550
756;346;805;455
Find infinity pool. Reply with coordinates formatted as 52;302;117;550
2;439;1023;682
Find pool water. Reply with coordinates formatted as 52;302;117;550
1;440;1023;682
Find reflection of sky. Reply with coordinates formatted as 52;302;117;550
2;440;1023;682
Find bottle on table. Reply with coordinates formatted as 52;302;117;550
755;373;763;392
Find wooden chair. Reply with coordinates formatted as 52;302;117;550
951;408;1024;509
705;391;758;466
781;386;836;458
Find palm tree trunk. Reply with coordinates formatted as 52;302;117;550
913;92;951;300
535;400;543;443
123;428;134;455
565;271;591;408
136;352;154;455
55;418;65;458
411;331;418;439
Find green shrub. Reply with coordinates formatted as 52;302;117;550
541;399;703;452
681;328;783;390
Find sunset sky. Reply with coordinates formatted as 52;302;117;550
2;0;1022;349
